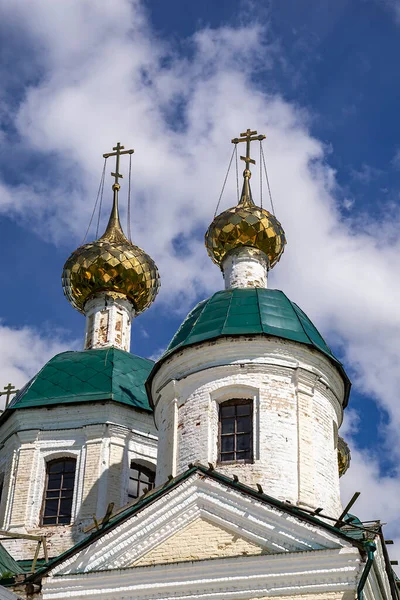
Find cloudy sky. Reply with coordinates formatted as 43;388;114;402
0;0;400;568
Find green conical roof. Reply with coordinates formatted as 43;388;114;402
148;288;350;405
6;348;153;414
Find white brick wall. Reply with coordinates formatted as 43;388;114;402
152;335;345;517
0;402;157;560
222;247;269;289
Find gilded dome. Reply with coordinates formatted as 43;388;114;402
337;436;351;477
62;198;160;314
205;178;286;268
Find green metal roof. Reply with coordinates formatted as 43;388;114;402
7;348;154;413
0;543;24;579
148;288;350;406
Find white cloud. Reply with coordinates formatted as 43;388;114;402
0;0;399;555
0;324;78;411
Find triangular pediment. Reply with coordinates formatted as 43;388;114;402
132;516;268;566
50;470;355;577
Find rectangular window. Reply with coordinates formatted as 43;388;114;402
42;459;76;526
219;399;253;463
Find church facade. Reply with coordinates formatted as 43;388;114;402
0;134;397;599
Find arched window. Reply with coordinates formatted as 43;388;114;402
219;399;253;463
42;458;76;526
128;462;155;500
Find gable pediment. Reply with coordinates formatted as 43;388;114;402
51;472;353;576
132;515;268;566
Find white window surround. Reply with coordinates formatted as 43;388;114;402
209;385;260;464
28;448;85;529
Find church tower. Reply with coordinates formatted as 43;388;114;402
148;129;350;517
0;144;160;559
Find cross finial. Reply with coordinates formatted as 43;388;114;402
103;142;134;190
0;383;19;407
232;129;266;173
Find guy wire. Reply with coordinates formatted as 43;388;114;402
95;158;107;239
127;153;132;242
259;141;263;208
261;143;276;216
82;157;107;244
235;145;239;203
214;145;236;217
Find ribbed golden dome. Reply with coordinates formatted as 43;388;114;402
338;436;351;477
62;197;160;314
205;174;286;268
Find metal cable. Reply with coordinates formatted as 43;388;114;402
214;145;236;217
261;144;276;216
235;145;239;203
127;152;132;241
95;158;107;238
259;141;263;208
82;157;107;244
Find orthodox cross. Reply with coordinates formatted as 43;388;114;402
232;129;266;171
0;383;19;407
103;142;134;188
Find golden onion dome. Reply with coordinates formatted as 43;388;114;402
205;170;286;268
337;436;351;477
62;194;160;314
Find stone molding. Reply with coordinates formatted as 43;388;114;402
51;474;351;577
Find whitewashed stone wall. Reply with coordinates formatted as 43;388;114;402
0;402;157;560
84;293;134;351
152;335;345;517
222;247;269;289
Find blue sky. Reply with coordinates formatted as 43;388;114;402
0;0;400;564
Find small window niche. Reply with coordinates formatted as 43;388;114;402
218;399;253;463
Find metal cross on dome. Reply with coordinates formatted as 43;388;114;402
231;128;266;171
103;142;134;189
0;383;19;408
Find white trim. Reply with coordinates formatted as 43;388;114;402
41;547;362;599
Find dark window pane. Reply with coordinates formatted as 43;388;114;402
44;500;58;517
46;490;59;498
236;404;251;416
237;434;251;452
220;452;234;462
219;400;253;463
236;416;251;433
49;462;63;474
48;474;62;488
59;499;73;516
42;459;76;526
221;418;235;434
221;405;235;417
221;436;234;452
58;515;70;525
64;461;76;473
128;463;155;499
62;475;75;489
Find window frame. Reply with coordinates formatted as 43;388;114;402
218;398;254;464
41;457;77;527
128;461;155;500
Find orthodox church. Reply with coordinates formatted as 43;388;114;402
0;132;398;600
